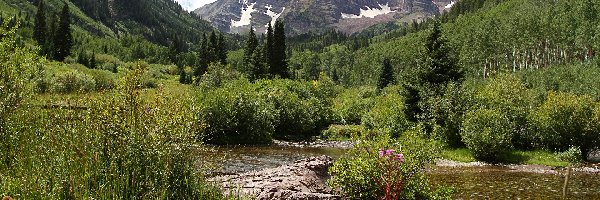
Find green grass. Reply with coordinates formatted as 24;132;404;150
441;148;569;167
441;148;477;163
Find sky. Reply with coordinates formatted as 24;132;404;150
175;0;218;11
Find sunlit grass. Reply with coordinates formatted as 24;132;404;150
441;148;569;167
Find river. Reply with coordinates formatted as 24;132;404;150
199;143;600;199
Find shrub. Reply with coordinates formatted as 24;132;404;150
529;92;599;157
474;74;535;149
328;130;452;200
52;70;96;93
332;86;376;124
461;108;514;162
425;82;474;147
362;91;411;137
256;79;318;140
557;146;584;164
197;79;277;145
321;125;368;140
87;69;116;90
197;63;242;88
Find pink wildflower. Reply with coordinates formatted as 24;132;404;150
386;149;394;156
379;148;385;157
394;153;405;163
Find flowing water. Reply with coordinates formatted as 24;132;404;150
201;144;600;199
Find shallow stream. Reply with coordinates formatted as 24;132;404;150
201;143;600;199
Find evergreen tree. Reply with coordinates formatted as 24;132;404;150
77;50;88;66
243;28;259;77
33;0;46;46
421;20;462;85
271;20;289;78
332;67;339;84
265;22;274;70
89;51;96;69
403;84;422;122
179;69;187;84
52;4;73;61
207;30;218;63
195;34;209;79
217;33;227;64
377;58;394;91
251;44;267;80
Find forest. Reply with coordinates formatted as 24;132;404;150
1;0;600;199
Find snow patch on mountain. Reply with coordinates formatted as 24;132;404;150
265;5;285;28
341;3;395;19
445;1;456;9
231;0;256;28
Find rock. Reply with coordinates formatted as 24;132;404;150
210;156;341;200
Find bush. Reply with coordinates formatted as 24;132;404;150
197;63;242;88
256;79;319;140
461;108;514;162
52;70;96;93
529;92;599;157
557;146;584;164
322;125;369;140
87;69;116;90
474;74;535;149
197;79;277;145
362;91;411;137
332;86;376;124
328;130;452;199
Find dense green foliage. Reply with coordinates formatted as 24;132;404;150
197;79;277;145
529;92;600;156
460;108;514;161
328;132;452;199
0;28;222;198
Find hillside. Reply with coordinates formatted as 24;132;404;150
2;0;216;47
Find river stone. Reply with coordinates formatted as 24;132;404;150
210;155;341;200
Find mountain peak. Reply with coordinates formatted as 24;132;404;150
194;0;455;35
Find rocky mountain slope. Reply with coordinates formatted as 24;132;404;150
194;0;456;35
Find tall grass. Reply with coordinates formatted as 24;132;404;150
0;62;222;199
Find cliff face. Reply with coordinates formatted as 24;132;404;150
194;0;457;35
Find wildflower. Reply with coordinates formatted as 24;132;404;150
379;148;385;157
394;153;405;163
386;149;394;156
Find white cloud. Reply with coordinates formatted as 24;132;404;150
175;0;218;11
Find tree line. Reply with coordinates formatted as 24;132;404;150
241;20;289;80
33;0;73;61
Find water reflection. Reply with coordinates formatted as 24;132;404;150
430;166;600;199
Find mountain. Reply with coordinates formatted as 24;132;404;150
2;0;215;47
194;0;456;35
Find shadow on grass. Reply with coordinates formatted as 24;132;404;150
495;151;531;164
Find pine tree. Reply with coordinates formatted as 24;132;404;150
77;50;88;66
195;34;209;79
243;28;259;76
271;20;289;78
33;0;46;46
89;51;96;69
251;44;267;80
207;31;218;63
217;33;227;64
265;22;274;71
179;69;187;84
422;20;462;86
377;58;394;91
403;84;422;122
52;4;73;61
